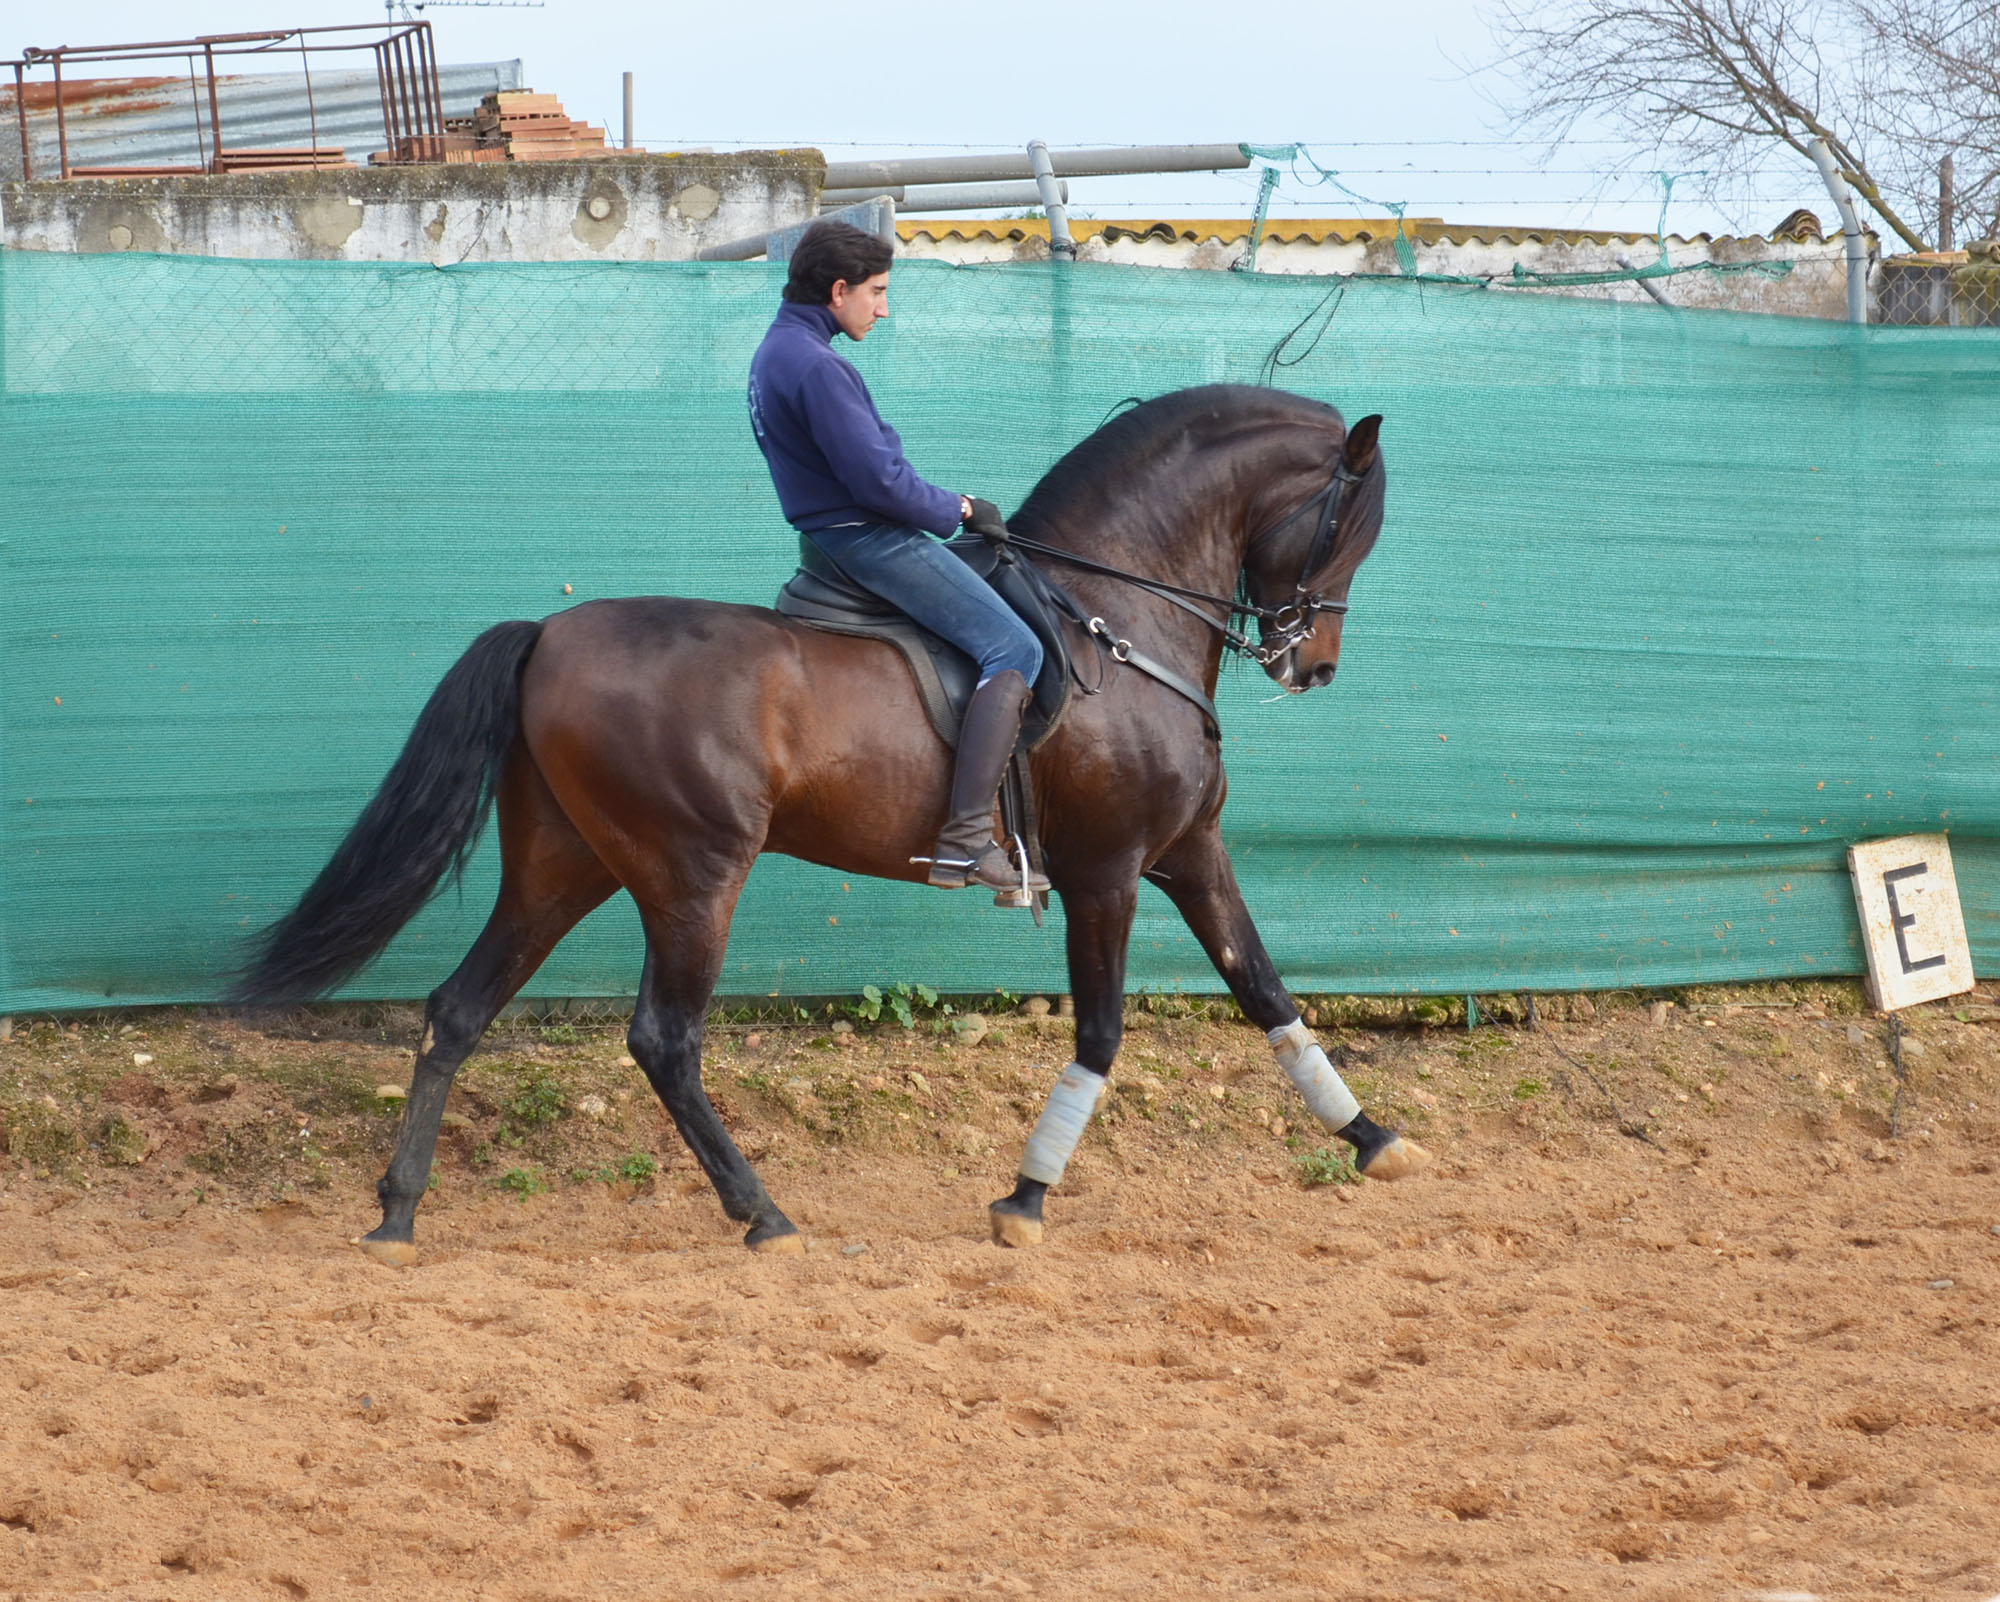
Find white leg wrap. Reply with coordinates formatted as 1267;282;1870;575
1268;1020;1361;1132
1018;1063;1105;1185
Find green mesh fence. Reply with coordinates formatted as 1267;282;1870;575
2;250;1996;1011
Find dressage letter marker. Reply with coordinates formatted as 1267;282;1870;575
1847;834;1974;1011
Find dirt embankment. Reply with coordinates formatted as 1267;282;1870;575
2;982;1997;1599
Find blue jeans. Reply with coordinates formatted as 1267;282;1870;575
805;524;1042;685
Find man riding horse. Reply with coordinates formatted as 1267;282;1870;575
749;219;1049;899
235;234;1432;1262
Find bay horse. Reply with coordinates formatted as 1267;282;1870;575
232;384;1429;1265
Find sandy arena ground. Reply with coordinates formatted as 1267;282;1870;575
2;984;1997;1600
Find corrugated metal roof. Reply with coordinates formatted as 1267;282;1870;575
0;61;522;179
896;216;1831;248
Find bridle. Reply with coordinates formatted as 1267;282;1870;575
989;453;1367;670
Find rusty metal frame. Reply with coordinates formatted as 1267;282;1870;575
7;22;444;180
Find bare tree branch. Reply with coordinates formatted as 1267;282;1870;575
1482;0;1995;251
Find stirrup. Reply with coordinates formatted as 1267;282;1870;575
992;835;1039;909
910;851;980;891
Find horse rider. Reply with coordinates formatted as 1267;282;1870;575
748;218;1051;897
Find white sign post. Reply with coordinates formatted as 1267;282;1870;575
1847;834;1975;1012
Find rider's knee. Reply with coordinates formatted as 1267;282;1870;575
990;631;1043;686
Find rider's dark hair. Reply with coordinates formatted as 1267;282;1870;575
783;220;895;305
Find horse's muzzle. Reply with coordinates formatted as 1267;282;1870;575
1264;650;1337;694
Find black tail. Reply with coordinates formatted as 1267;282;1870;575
228;620;545;1007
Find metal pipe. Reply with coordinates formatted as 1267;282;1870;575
373;42;395;157
393;32;418;155
820;179;1063;212
1615;254;1676;309
53;52;69;179
1027;140;1074;261
203;42;222;173
424;26;446;140
12;62;29;181
696;195;895;263
300;32;319;159
1808;136;1869;325
186;53;206;168
622;71;633;151
822;142;1248;192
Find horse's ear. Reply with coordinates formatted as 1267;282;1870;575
1343;414;1383;473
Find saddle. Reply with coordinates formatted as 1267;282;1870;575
773;534;1076;751
774;533;1081;916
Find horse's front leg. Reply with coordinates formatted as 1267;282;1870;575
1149;824;1429;1181
989;877;1137;1247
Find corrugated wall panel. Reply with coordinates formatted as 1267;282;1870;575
0;61;523;178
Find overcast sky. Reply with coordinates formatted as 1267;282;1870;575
12;0;1833;237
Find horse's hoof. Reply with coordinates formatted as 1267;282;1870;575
989;1204;1044;1249
355;1233;418;1268
745;1221;805;1254
1358;1137;1433;1182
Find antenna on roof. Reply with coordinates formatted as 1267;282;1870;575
386;0;546;17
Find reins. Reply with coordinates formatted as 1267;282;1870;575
988;456;1361;670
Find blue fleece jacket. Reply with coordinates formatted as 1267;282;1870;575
747;301;963;537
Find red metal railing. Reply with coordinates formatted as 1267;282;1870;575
6;22;445;180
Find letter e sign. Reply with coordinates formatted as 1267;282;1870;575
1847;834;1974;1011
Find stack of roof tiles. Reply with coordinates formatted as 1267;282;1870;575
455;91;614;163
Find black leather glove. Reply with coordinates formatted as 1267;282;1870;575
963;496;1010;540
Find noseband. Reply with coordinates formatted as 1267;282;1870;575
993;452;1365;669
1241;456;1364;665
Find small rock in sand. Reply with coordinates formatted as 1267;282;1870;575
1847;1024;1868;1045
831;1019;855;1035
132;1052;154;1067
1022;996;1051;1018
617;1054;638;1068
375;1083;406;1102
1900;1038;1927;1060
1930;1278;1955;1290
743;1035;762;1051
953;1015;988;1046
1648;1001;1670;1026
575;1094;608;1121
841;1243;869;1258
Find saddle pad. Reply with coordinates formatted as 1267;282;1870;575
773;536;1074;751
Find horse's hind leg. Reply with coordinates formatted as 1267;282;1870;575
629;891;800;1253
990;875;1139;1248
360;753;616;1267
1147;823;1429;1181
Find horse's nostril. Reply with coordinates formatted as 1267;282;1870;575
1309;662;1337;689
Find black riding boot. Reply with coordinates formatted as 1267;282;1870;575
924;670;1052;894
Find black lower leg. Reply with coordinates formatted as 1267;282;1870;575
1335;1111;1396;1168
366;994;483;1248
631;947;794;1249
992;883;1135;1236
989;1174;1048;1232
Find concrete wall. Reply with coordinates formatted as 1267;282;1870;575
0;152;823;263
896;219;1864;320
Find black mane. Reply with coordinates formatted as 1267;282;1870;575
1012;384;1342;537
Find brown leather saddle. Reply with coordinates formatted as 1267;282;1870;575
774;534;1081;914
773;533;1076;751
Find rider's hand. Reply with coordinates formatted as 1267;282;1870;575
963;497;1010;539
